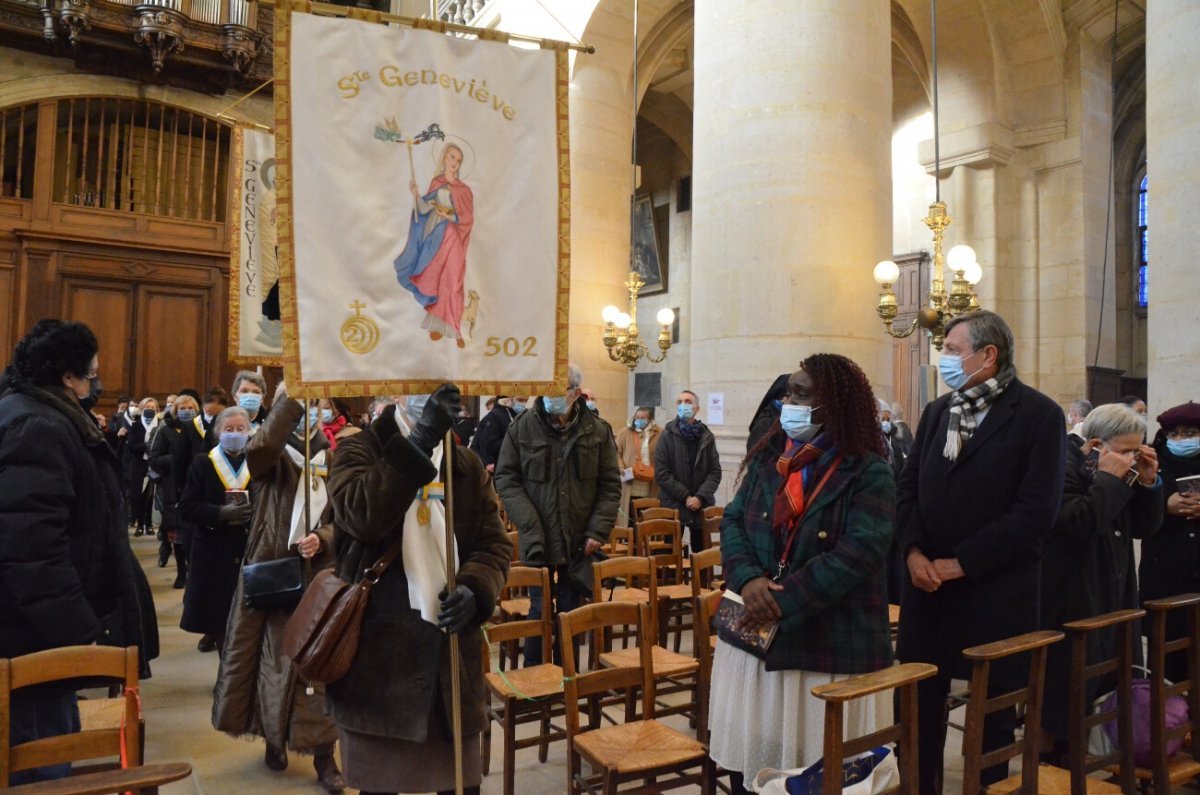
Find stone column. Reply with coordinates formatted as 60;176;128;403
690;0;892;502
1146;0;1200;417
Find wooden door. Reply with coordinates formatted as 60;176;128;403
61;277;136;399
135;285;210;398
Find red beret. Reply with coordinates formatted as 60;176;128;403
1157;401;1200;430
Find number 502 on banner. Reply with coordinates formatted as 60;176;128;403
484;336;538;357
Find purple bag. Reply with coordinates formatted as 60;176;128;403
1102;679;1189;767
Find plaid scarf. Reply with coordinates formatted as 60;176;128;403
943;365;1016;460
772;431;836;534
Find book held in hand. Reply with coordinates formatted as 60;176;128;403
224;488;250;506
713;590;779;658
1176;474;1200;495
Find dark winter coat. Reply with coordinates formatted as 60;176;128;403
722;432;896;673
1040;442;1162;738
0;384;157;669
1138;441;1200;682
173;413;217;496
213;398;338;753
326;408;511;742
148;416;189;539
654;419;723;530
179;448;250;635
469;403;516;470
494;398;621;583
895;379;1066;684
121;417;154;487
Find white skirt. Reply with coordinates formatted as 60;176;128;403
708;641;892;777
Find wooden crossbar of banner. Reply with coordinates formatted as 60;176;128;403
256;0;595;53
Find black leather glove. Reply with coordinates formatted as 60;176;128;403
218;500;253;525
409;383;462;457
437;584;476;634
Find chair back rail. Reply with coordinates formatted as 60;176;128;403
1144;594;1200;795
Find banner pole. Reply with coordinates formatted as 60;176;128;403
443;428;464;795
303;399;311;537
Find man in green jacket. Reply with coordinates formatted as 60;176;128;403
494;363;621;665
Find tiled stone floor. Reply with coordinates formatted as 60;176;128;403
130;534;967;794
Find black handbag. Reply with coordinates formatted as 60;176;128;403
242;555;306;610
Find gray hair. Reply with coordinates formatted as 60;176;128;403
1081;403;1147;442
566;363;583;390
890;402;906;420
231;369;266;394
1070;399;1093;419
944;310;1015;372
214;406;251;434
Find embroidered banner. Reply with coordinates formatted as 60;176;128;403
229;126;284;366
274;2;570;397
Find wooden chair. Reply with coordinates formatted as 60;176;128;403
1134;594;1200;794
631;497;661;523
702;505;724;521
593;556;700;722
639;518;690;650
560;601;714;795
603;526;634;558
958;630;1064;795
693;589;724;745
482;567;568;795
691;546;722;598
1059;609;1143;795
701;513;723;552
810;662;939;795
0;645;191;794
639;507;679;523
496;562;537;671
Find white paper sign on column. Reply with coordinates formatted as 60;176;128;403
707;392;724;425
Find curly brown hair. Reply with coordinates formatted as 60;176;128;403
740;353;884;479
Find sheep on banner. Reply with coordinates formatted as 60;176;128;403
274;5;569;398
228;126;284;366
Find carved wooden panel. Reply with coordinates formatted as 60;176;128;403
137;286;208;396
0;242;15;359
61;278;135;398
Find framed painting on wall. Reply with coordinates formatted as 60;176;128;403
632;195;667;295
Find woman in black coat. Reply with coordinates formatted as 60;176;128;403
149;394;199;588
0;320;157;784
179;406;255;653
1139;401;1200;683
121;396;159;536
1040;403;1162;755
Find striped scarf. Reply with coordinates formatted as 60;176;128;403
943;366;1016;460
772;432;835;534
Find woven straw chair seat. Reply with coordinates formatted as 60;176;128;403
888;604;901;626
1131;753;1200;783
500;597;531;616
574;719;706;774
78;696;127;730
484;663;565;700
987;764;1122;795
599;588;651;604
599;645;700;677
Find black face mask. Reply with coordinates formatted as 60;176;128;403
79;376;103;411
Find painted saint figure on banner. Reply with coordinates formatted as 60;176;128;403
393;142;475;348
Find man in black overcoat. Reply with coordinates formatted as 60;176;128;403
895;310;1066;794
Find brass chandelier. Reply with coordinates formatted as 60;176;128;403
871;0;983;351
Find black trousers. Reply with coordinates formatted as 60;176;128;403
914;672;1017;795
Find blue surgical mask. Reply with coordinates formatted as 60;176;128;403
881;420;893;434
780;404;817;440
772;399;783;412
1167;438;1200;458
939;351;983;391
543;396;569;416
512;402;527;415
177;409;197;423
142;413;155;425
677;403;696;421
307;407;320;427
633;418;648;431
405;395;430;427
322;409;335;424
237;393;263;413
586;400;597;412
219;431;248;455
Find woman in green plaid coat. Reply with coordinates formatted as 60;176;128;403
710;354;896;794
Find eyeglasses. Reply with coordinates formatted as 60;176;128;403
1168;428;1200;440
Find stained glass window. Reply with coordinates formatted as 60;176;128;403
1137;174;1148;308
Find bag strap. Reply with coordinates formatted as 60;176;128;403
362;531;407;584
